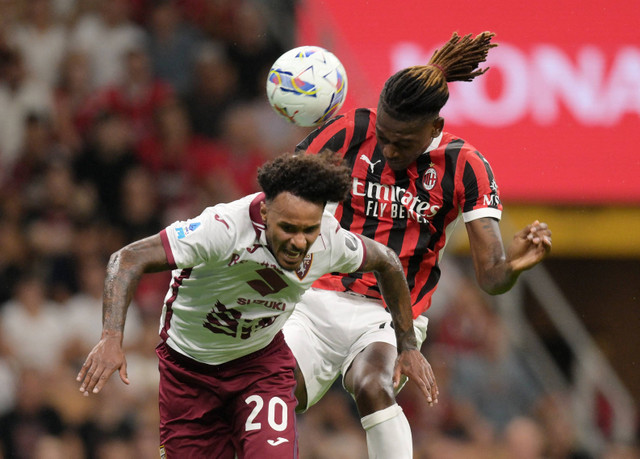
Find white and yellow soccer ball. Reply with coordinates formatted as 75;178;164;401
266;46;348;127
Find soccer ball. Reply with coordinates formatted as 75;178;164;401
266;46;348;127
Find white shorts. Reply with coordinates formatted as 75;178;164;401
283;288;428;411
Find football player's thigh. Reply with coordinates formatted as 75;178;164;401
157;345;235;458
232;353;298;458
160;412;235;459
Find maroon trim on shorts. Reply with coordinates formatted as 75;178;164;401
159;267;193;341
161;331;287;372
159;229;177;269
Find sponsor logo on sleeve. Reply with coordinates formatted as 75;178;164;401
176;222;201;239
344;233;358;251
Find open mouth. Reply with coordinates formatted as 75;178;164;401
282;249;303;265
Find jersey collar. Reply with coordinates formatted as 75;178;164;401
424;132;443;154
249;192;266;241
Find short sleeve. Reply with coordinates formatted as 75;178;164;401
323;213;366;274
161;207;236;269
460;150;503;223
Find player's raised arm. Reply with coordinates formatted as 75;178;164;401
358;235;438;405
76;234;170;395
466;218;552;295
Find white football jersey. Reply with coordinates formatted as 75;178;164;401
158;192;366;365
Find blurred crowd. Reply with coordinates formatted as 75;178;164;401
0;1;638;458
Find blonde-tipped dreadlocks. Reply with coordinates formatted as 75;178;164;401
379;32;498;121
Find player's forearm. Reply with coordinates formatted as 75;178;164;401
475;257;520;295
467;218;520;295
474;250;521;295
102;235;171;341
101;248;144;341
375;264;418;353
360;236;417;351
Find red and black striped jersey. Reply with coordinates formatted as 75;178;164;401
297;108;502;318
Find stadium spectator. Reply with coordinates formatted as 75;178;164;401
535;393;594;459
183;41;239;140
112;166;164;244
0;367;65;458
53;50;99;152
88;45;175;145
224;2;285;100
0;274;67;372
220;102;308;196
9;113;68;197
73;111;140;225
8;0;69;89
448;313;542;438
64;256;144;363
24;161;93;300
500;416;546;459
0;48;54;183
136;100;238;210
69;0;146;89
0;196;30;306
145;0;203;97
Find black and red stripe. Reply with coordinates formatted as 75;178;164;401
299;108;501;317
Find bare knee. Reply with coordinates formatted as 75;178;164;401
352;372;394;407
345;343;397;416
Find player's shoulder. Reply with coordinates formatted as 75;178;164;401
320;208;342;236
312;209;345;249
199;193;263;241
320;107;375;132
297;108;376;156
318;209;363;252
439;131;475;150
205;193;256;219
439;132;488;162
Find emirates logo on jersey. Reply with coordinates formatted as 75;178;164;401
295;254;313;280
423;167;437;191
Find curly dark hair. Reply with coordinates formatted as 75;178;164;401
379;31;498;121
257;151;351;204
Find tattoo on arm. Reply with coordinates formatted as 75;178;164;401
102;251;143;335
102;235;169;338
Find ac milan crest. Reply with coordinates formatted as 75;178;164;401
423;167;437;191
296;254;313;280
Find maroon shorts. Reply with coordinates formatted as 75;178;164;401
156;332;298;458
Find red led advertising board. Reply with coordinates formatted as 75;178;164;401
296;0;640;204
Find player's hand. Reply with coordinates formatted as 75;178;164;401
507;220;552;273
76;335;129;395
393;349;439;406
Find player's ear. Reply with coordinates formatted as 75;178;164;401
432;117;444;137
260;201;268;224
